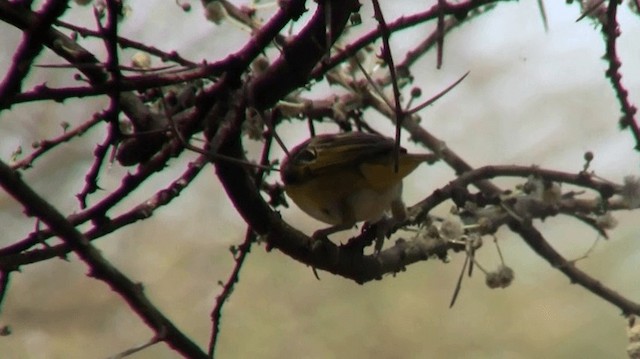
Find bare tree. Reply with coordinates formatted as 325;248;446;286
0;0;639;357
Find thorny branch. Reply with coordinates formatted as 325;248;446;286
602;0;640;149
0;159;208;358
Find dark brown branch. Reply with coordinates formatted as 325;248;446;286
55;19;196;66
509;221;640;315
10;70;208;105
208;131;275;357
436;0;446;68
370;0;405;168
0;0;168;162
118;0;309;165
307;15;639;314
76;125;114;209
310;0;514;79
397;106;630;320
215;113;639;312
0;130;195;256
0;160;208;358
0;270;10;310
0;155;208;265
0;0;70;110
10;113;102;170
248;0;360;110
602;0;640;149
208;230;255;357
101;0;124;126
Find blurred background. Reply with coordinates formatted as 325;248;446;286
0;0;639;358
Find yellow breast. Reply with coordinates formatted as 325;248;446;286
281;132;434;227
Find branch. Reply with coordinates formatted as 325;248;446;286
0;160;207;358
10;113;102;170
215;114;639;312
0;0;70;110
76;125;114;209
118;0;309;165
0;270;10;310
208;230;255;357
310;0;514;79
509;221;640;315
0;155;208;267
208;132;275;357
248;0;360;110
602;0;640;149
55;19;196;66
370;0;406;166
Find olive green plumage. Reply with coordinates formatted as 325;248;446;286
281;132;436;237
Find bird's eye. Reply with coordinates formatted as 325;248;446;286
295;148;317;163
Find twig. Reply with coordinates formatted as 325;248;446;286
371;0;405;171
208;122;274;357
55;19;196;66
106;335;162;359
76;125;114;209
208;230;255;357
436;0;446;68
537;0;549;32
0;270;10;310
406;71;469;115
10;114;102;170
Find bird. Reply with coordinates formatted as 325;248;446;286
280;132;437;241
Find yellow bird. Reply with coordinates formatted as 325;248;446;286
281;132;437;239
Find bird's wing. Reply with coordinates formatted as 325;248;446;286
305;133;397;175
